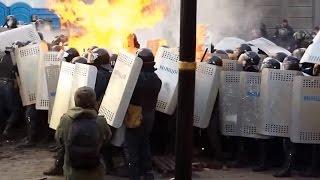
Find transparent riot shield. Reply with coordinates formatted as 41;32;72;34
215;37;246;51
14;43;40;106
194;63;220;128
219;71;241;136
36;52;61;110
99;52;143;128
248;37;291;56
290;76;320;144
238;72;268;139
222;59;242;71
155;47;179;115
258;69;301;137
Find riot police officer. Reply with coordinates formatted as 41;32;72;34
3;15;18;29
0;50;21;139
274;19;295;50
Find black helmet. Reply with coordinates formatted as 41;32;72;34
208;55;222;66
283;56;300;70
72;56;88;64
272;52;288;63
213;50;229;59
239;51;260;66
4;15;17;29
292;48;306;60
65;48;80;62
261;58;280;70
90;48;110;67
137;48;155;70
239;44;252;52
137;48;154;63
293;31;306;41
300;63;315;76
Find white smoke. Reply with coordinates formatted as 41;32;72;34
136;0;263;47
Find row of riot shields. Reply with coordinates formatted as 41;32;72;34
218;62;320;144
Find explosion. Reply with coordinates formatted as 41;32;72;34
48;0;166;52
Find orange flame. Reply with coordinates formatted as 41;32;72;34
48;0;166;52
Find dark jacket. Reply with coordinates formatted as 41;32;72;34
130;66;162;131
55;107;112;180
94;65;112;102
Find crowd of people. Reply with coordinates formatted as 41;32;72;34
0;15;320;180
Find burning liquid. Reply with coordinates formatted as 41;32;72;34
48;0;166;52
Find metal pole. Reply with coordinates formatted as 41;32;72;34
175;0;197;179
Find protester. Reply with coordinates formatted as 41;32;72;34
55;87;111;180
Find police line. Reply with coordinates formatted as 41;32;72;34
4;26;320;145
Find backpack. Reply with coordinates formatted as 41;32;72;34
67;118;102;169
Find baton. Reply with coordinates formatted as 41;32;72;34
200;48;208;62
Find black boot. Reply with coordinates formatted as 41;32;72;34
228;138;247;168
16;138;36;148
43;146;64;176
300;145;319;177
273;138;295;177
253;140;268;172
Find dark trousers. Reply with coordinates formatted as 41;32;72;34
25;105;49;142
125;127;152;180
0;80;20;133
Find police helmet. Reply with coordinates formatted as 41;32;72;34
261;58;280;70
292;48;306;60
283;56;300;70
272;52;288;63
208;55;222;66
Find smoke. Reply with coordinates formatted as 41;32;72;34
136;0;263;47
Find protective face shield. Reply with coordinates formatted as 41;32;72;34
88;48;110;67
6;15;18;29
272;52;288;63
208;55;222;66
300;63;315;76
238;51;260;66
292;48;306;60
261;58;280;70
283;56;300;70
65;48;80;62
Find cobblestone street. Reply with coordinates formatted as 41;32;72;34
1;142;318;180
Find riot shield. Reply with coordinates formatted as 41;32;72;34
194;63;220;128
36;52;61;110
154;48;179;115
238;72;268;139
49;62;75;130
258;69;301;137
45;65;61;123
290;76;320;144
14;43;41;106
219;71;241;136
222;59;242;71
0;24;41;52
248;37;291;57
300;42;320;64
215;37;246;51
69;63;97;108
99;52;143;128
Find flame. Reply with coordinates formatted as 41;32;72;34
48;0;166;52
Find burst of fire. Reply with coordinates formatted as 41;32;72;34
48;0;166;53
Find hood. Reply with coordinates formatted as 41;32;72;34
66;107;98;120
